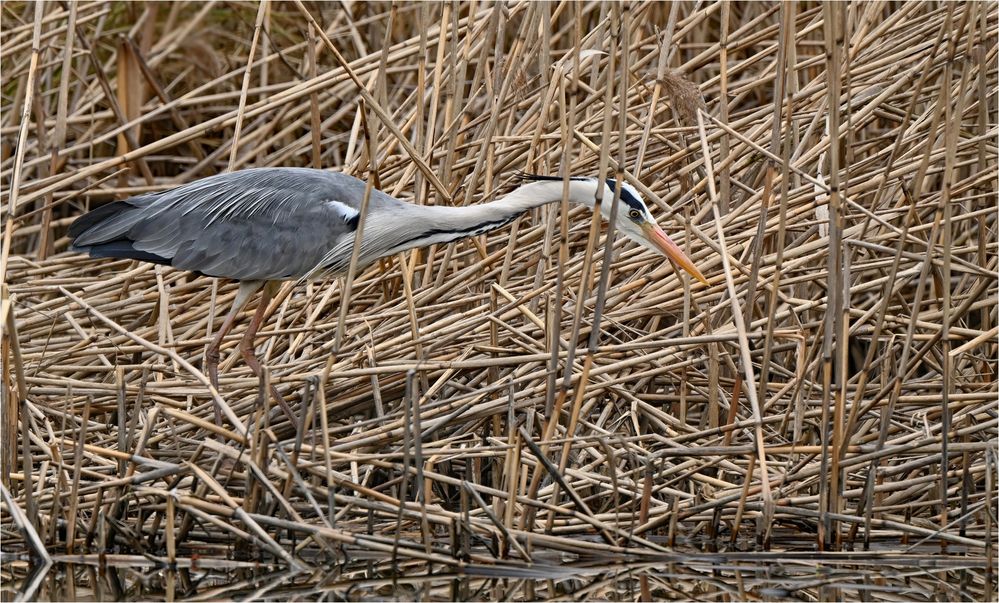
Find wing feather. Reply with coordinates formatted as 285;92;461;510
69;168;390;281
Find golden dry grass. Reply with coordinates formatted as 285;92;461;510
1;1;996;595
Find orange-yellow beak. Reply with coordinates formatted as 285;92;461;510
641;222;708;285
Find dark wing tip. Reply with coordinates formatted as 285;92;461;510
67;200;135;240
76;240;173;266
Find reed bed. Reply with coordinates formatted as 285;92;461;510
1;0;996;594
5;555;992;601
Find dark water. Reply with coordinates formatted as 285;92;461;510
3;550;993;602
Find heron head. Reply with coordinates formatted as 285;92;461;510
577;177;708;285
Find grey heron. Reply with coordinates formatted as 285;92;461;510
70;168;706;420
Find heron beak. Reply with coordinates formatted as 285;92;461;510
641;222;708;285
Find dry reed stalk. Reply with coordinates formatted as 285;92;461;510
0;2;996;594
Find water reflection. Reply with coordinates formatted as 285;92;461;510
4;552;992;602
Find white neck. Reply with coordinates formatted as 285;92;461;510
312;178;612;277
389;179;601;252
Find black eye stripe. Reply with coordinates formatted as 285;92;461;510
606;179;646;212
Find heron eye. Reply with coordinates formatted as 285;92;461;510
628;209;642;220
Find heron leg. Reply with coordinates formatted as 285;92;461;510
238;281;295;422
206;280;263;393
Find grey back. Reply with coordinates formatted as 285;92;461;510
71;168;406;281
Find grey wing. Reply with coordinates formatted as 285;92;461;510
70;168;362;281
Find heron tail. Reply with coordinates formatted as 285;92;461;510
69;198;172;266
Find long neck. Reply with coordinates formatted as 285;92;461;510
381;180;591;255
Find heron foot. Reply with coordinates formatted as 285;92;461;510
239;340;296;423
205;346;221;388
204;345;223;426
